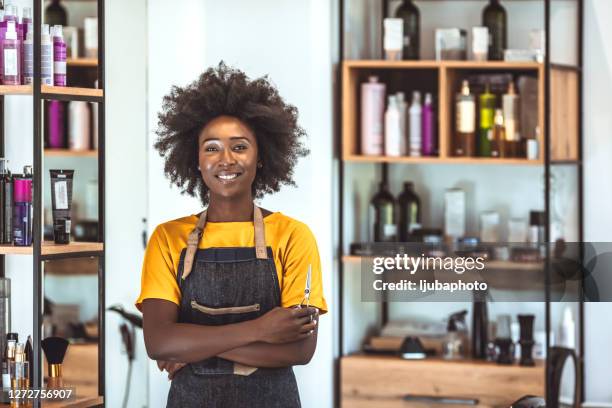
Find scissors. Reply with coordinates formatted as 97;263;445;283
300;264;313;321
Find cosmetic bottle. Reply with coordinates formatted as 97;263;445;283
47;100;66;148
13;166;32;246
45;0;68;27
10;342;29;397
482;0;507;61
52;25;66;87
22;23;32;84
396;92;407;156
478;84;495;157
2;334;17;389
472;291;489;359
502;82;520;157
0;159;13;245
558;306;575;349
41;24;54;85
455;80;476;156
21;8;33;36
68;101;91;150
3;21;21;85
394;0;420;60
360;76;385;156
518;314;535;366
421;93;436;156
0;277;10;374
371;181;397;242
384;95;402;157
409;91;422;157
398;182;421;242
383;18;403;60
443;310;468;360
490;108;505;157
494;314;514;364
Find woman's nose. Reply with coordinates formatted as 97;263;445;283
220;148;237;165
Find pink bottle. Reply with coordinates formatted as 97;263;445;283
3;21;21;85
52;25;66;87
361;76;386;156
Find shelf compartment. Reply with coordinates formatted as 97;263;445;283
41;86;103;102
341;355;544;408
0;242;103;257
45;149;98;158
344;155;543;165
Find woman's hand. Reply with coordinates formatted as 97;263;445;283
254;306;318;344
157;360;186;380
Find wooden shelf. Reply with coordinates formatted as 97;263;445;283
0;242;103;256
44;257;99;275
344;154;543;165
41;86;103;98
67;58;98;67
344;60;543;70
45;149;98;158
341;355;544;408
0;85;32;95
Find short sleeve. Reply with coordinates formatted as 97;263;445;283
135;225;181;311
280;223;328;314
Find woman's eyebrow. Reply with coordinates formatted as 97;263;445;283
201;136;249;142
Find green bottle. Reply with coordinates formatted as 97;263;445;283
395;0;420;60
371;181;397;242
482;0;507;61
478;84;495;157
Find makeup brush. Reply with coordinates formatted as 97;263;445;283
41;337;69;389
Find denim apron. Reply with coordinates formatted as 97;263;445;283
166;206;301;408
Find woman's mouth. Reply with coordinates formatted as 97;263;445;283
215;172;242;184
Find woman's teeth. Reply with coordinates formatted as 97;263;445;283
218;174;239;180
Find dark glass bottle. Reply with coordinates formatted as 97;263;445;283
395;0;420;60
45;0;67;27
371;182;397;242
397;182;421;241
482;0;507;61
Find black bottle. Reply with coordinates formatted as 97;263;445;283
472;291;488;359
397;182;421;242
395;0;420;60
371;182;397;242
45;0;67;26
482;0;507;61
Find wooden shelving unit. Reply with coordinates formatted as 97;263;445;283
344;154;543;165
341;355;544;408
41;85;103;99
0;85;32;95
0;242;103;256
45;149;98;158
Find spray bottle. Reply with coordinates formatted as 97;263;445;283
52;25;66;86
2;21;21;85
22;23;33;84
409;91;422;156
41;24;54;85
13;166;33;246
421;93;436;156
442;310;468;359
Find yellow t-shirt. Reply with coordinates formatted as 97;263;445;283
136;212;327;314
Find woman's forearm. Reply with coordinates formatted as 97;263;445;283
218;338;316;367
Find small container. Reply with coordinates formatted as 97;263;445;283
53;217;71;244
383;18;403;60
526;139;538;160
435;29;467;60
472;27;489;61
480;211;500;243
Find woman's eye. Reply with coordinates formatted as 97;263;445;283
204;146;219;152
233;144;248;151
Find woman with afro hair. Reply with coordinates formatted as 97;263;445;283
136;63;327;407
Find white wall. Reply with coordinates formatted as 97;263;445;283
145;1;335;407
106;0;149;407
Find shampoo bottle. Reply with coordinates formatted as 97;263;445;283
502;81;520;157
3;21;21;85
478;83;495;156
23;23;33;84
13;166;33;246
409;91;422;156
41;24;54;85
360;76;386;156
421;92;435;156
455;80;476;156
396;92;407;156
52;25;66;86
384;95;402;157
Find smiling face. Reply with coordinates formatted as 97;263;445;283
198;116;259;202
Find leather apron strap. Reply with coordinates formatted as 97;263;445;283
182;205;267;280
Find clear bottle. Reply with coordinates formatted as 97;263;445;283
482;0;507;61
22;23;33;85
41;24;54;85
409;91;422;157
384;95;402;157
478;83;495;157
490;108;505;157
502;81;520;157
371;181;397;242
3;21;21;85
394;0;420;60
455;80;476;157
421;93;436;156
397;181;421;241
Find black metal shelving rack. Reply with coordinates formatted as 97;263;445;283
336;0;585;406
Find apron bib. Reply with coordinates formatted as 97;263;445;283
166;206;301;408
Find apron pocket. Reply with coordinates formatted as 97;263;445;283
190;300;260;315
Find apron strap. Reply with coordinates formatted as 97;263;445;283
182;205;268;280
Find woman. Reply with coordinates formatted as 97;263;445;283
136;63;327;407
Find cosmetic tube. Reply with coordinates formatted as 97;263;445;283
50;170;74;244
13;166;33;246
52;25;66;86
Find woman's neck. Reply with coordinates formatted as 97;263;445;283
207;193;254;222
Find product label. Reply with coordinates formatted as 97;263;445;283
3;49;17;76
457;101;475;133
480;107;494;129
24;43;33;82
41;44;53;85
54;181;69;210
54;61;66;75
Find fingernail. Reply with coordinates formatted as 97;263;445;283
314;319;318;326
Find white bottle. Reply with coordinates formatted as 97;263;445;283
23;23;34;84
41;24;54;85
409;91;422;156
396;92;407;156
384;95;402;157
361;76;386;156
69;102;91;150
558;306;576;349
